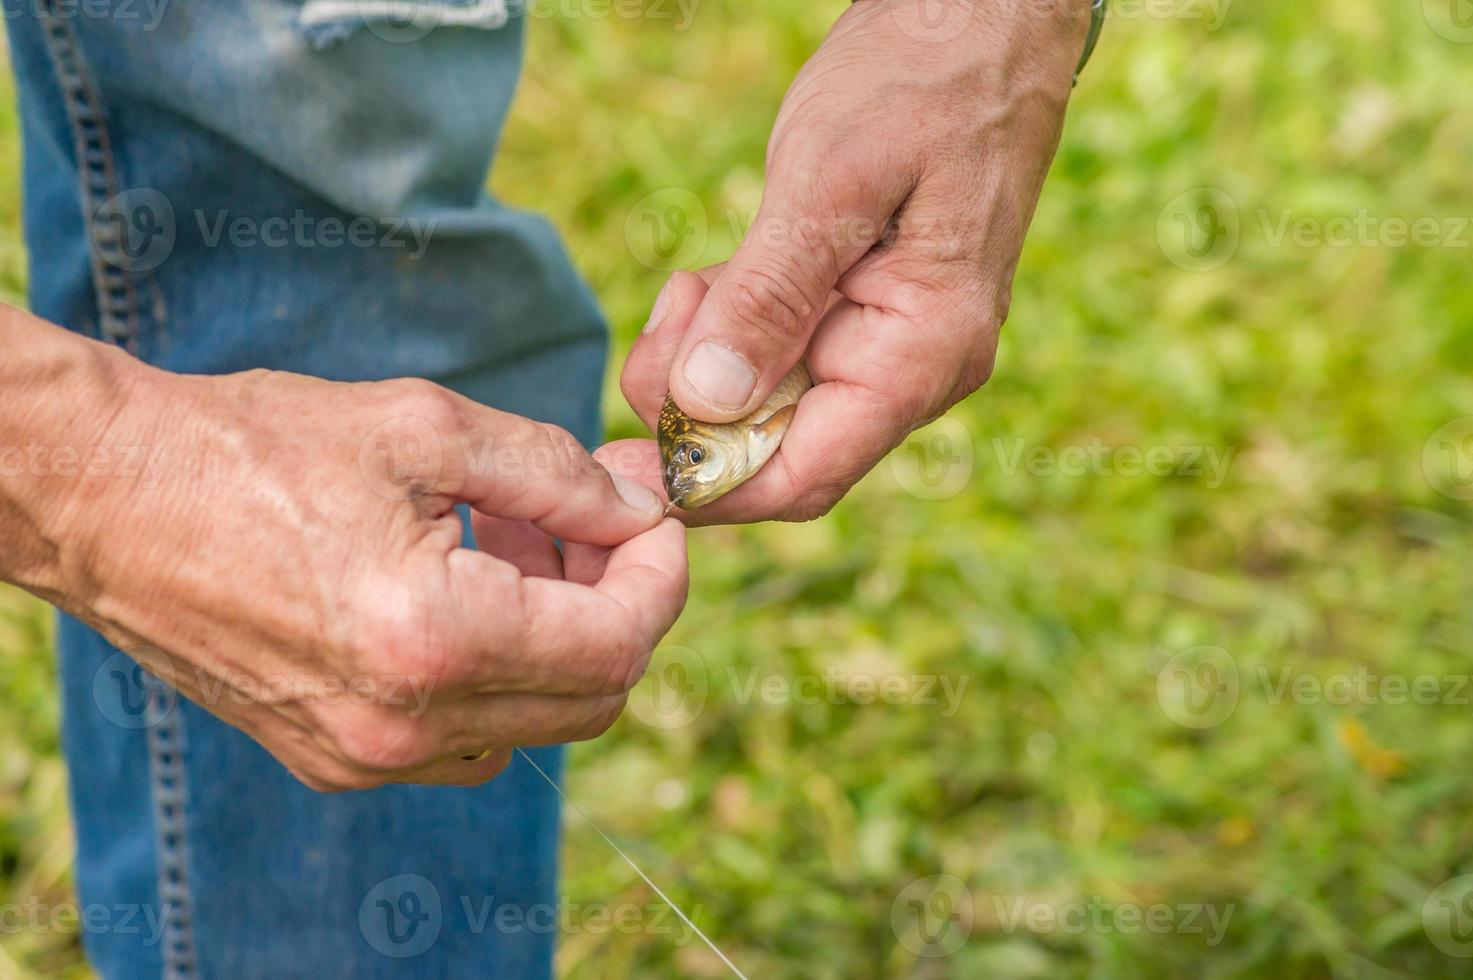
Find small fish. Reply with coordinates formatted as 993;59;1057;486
658;361;813;509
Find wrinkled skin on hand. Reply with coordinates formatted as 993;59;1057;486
62;363;687;792
620;0;1091;524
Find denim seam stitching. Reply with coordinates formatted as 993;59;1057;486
34;2;143;351
145;678;198;980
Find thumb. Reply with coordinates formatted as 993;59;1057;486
666;164;902;421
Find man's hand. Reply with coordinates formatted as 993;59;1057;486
621;0;1091;523
6;321;687;792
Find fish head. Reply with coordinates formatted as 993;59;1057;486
658;399;748;509
657;396;799;510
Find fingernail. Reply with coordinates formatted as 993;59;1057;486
642;280;674;335
682;341;756;411
612;473;664;519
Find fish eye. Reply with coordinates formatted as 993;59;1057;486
687;446;704;465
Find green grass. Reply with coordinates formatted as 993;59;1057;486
4;0;1473;976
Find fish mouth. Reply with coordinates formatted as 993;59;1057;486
663;467;693;510
664;469;724;511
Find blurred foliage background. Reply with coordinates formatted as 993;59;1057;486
4;0;1473;976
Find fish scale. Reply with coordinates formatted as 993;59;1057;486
658;361;813;509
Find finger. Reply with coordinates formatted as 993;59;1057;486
401;689;630;781
675;375;906;526
665;152;912;422
471;513;564;579
399;749;513;787
439;404;665;547
447;519;688;696
622;270;713;430
561;441;672;584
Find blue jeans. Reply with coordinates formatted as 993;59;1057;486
5;1;607;975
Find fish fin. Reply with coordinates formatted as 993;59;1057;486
750;403;797;443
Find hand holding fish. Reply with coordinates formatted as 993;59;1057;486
620;0;1091;522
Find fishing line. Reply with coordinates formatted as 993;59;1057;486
515;748;749;980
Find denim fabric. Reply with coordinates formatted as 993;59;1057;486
5;1;608;975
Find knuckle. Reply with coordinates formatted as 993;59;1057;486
781;487;845;524
331;709;431;772
571;696;628;743
725;265;817;343
289;766;345;794
532;423;594;482
381;377;463;433
595;632;648;698
353;587;471;690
